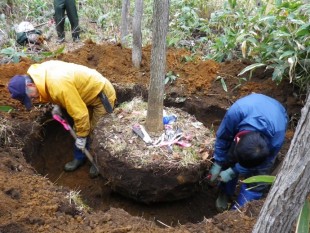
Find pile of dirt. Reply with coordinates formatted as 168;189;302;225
0;41;304;232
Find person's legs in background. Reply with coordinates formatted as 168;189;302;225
54;0;66;42
65;0;80;41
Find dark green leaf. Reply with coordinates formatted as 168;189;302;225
296;24;310;37
279;51;295;60
296;200;310;233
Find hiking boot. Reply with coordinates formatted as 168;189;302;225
73;36;80;42
64;159;85;172
89;164;99;178
216;192;229;212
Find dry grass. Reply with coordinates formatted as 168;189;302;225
0;117;16;147
96;97;215;167
65;190;91;212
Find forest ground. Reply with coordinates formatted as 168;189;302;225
0;39;304;232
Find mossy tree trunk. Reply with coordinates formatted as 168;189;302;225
132;0;143;68
253;93;310;232
146;0;169;132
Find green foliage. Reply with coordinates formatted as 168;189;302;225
165;71;179;85
296;200;310;233
232;76;247;91
168;0;206;48
242;175;276;184
0;47;26;63
0;45;65;63
228;0;237;10
0;106;14;113
202;1;310;92
41;45;65;58
13;0;53;24
216;76;228;92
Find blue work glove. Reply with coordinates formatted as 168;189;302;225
75;137;87;151
219;168;236;183
209;162;222;182
51;105;62;116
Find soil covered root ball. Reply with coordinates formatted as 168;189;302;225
92;97;215;203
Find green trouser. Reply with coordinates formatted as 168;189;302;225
53;0;80;39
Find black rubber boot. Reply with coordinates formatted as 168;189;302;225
89;165;99;178
215;192;229;212
64;159;84;172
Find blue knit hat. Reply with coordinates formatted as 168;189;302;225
8;75;32;110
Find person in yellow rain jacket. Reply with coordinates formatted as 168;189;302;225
8;60;116;177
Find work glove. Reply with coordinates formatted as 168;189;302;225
51;105;62;116
209;162;222;182
75;137;87;151
219;168;236;183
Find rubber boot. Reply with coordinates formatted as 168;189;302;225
216;192;229;212
232;184;263;210
64;159;85;172
89;165;99;178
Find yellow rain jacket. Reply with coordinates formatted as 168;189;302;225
27;60;116;137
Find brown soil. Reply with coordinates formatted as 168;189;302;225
0;41;304;233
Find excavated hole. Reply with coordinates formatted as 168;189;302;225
23;96;227;227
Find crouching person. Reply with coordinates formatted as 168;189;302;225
208;93;288;211
8;60;116;178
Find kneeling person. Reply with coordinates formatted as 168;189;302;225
208;93;288;211
8;60;116;177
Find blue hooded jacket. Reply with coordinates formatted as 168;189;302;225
214;93;288;172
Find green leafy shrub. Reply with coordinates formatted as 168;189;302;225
203;1;310;92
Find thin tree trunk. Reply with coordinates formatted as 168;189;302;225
252;93;310;232
132;0;143;68
146;0;169;132
120;0;130;47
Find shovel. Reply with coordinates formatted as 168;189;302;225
53;114;99;172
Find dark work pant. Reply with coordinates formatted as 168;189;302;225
54;0;80;39
221;140;274;207
73;139;89;161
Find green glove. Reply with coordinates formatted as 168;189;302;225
219;168;236;183
209;162;222;182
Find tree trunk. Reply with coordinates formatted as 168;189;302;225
145;0;169;132
252;93;310;232
120;0;130;47
132;0;143;68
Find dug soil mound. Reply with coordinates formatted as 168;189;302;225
92;98;215;203
0;41;304;232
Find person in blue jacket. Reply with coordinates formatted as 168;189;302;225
208;93;288;211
